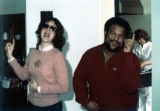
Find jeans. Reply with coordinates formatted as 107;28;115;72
26;101;62;111
97;107;137;111
126;108;137;111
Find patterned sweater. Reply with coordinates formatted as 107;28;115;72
9;46;69;107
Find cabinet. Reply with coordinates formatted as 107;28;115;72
0;13;27;110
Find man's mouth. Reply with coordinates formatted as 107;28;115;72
110;40;120;47
44;32;50;38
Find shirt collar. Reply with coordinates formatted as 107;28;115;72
39;44;54;52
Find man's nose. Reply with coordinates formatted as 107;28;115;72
113;35;119;41
46;27;50;30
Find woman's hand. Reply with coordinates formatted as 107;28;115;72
141;62;145;68
28;79;38;93
141;60;152;68
5;38;15;59
124;34;135;52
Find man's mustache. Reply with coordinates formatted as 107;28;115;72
109;40;121;45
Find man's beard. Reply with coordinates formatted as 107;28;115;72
104;39;124;53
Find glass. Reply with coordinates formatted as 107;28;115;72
42;24;57;32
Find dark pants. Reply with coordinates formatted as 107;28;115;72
91;107;137;111
26;101;62;111
126;108;137;111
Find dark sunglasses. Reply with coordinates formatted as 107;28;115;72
42;24;57;32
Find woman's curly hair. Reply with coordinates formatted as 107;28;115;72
35;17;65;51
134;29;150;42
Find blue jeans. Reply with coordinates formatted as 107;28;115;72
26;101;62;111
126;108;137;111
97;107;137;111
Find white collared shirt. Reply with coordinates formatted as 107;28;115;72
133;41;152;70
38;44;54;52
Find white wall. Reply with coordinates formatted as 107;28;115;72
26;0;114;111
99;0;115;43
152;0;160;111
0;0;25;15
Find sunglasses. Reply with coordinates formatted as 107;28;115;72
42;24;57;32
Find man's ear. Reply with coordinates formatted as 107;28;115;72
104;31;107;37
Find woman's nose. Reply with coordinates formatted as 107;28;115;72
46;27;50;31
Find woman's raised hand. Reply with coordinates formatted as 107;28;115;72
5;38;15;59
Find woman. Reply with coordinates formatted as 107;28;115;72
133;29;152;111
5;17;69;111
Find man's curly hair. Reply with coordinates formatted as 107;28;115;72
104;17;131;38
35;17;65;51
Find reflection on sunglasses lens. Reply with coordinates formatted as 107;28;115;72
43;24;56;31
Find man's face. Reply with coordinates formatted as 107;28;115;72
104;24;126;52
138;38;146;45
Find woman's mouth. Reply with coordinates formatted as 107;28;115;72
44;32;50;38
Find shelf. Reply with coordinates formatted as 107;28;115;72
0;13;27;109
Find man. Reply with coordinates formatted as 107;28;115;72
73;17;140;111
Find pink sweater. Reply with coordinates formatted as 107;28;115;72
9;47;69;107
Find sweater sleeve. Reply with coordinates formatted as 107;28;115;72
73;53;90;108
39;52;69;94
8;52;30;81
120;52;140;93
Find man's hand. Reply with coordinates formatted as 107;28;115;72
87;100;100;111
124;34;135;52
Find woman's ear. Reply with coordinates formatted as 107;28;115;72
138;39;141;44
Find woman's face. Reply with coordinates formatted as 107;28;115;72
138;38;146;45
40;20;57;44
